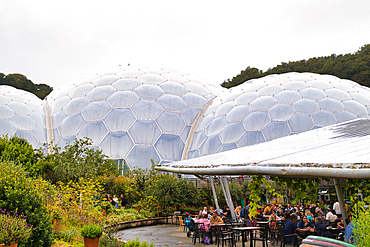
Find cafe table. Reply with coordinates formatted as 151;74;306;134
232;226;263;247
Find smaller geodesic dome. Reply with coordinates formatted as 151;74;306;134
0;85;47;148
187;72;370;159
46;65;223;169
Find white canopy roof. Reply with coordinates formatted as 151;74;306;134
156;118;370;179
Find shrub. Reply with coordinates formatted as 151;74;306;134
99;233;124;247
0;161;53;247
0;209;33;245
54;227;80;243
80;223;104;238
125;237;154;247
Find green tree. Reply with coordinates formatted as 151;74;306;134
0;136;44;178
223;44;370;89
39;137;120;183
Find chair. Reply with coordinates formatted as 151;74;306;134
281;234;299;247
318;227;333;238
215;225;236;247
269;220;279;245
231;222;243;241
253;224;269;247
192;221;206;245
279;223;299;247
178;216;185;232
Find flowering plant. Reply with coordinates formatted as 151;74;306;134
0;209;33;245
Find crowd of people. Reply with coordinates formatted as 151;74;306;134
234;200;354;245
189;200;354;245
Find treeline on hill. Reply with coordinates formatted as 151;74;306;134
0;72;53;99
222;44;370;89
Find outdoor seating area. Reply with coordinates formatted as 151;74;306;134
174;202;355;247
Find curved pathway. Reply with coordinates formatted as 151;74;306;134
117;224;267;247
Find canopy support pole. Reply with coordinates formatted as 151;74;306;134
334;178;348;227
210;176;220;215
220;176;236;221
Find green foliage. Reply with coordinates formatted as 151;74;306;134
248;176;268;218
99;233;124;247
125;237;154;247
351;202;370;246
271;177;320;203
39;137;120;183
0;135;43;178
0;161;53;247
54;227;80;243
0;73;52;99
0;209;33;245
222;44;370;89
80;223;104;238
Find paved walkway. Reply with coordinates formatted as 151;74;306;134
116;224;274;247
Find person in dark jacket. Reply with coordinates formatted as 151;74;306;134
120;194;128;208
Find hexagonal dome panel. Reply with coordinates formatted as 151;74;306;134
109;92;138;109
126;145;160;170
86;85;115;102
134;85;164;99
100;131;134;159
128;120;161;145
131;100;162;120
58;113;85;137
77;121;108;145
63;97;90;116
81;101;111;121
219;122;245;143
237;131;265;147
104;109;136;131
158;94;187;112
155;134;185;161
156;112;185;134
268;104;295;121
262;121;291;141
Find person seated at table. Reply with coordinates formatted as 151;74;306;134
326;208;338;220
202;207;208;214
269;210;281;222
313;217;332;237
283;215;310;244
277;209;284;218
234;205;242;219
196;210;203;219
305;210;314;222
209;212;224;225
337;218;345;229
195;214;211;243
264;204;272;215
297;215;314;238
222;206;232;219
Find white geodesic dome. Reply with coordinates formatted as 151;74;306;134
0;85;47;149
46;65;223;169
187;72;370;159
3;68;370;171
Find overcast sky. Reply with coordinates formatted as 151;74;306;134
1;0;370;88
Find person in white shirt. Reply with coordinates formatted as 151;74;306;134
333;200;342;217
326;209;338;220
202;207;208;214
